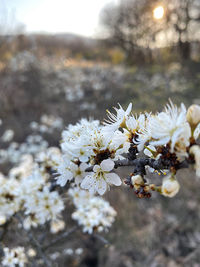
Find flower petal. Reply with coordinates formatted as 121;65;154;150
93;165;100;172
105;173;122;186
96;178;107;195
79;155;88;163
126;103;132;114
100;159;114;172
81;174;93;188
80;163;88;171
150;136;170;146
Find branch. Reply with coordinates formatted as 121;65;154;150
16;214;52;267
0;218;13;257
26;230;52;267
86;158;164;172
86;156;190;174
93;234;110;246
43;226;78;251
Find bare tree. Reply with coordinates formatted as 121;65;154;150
166;0;200;59
100;0;200;63
100;0;166;64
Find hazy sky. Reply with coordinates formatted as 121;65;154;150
1;0;118;36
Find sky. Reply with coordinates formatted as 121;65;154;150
1;0;118;36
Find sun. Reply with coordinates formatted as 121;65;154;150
153;6;164;20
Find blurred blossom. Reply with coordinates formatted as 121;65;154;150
75;248;83;255
63;248;73;256
50;220;65;234
2;247;27;267
50;252;60;260
1;129;14;142
27;248;36;258
69;187;117;234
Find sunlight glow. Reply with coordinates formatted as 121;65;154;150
4;0;119;37
153;6;164;20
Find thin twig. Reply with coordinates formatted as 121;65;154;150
43;226;78;250
15;214;52;267
93;234;110;246
0;218;13;256
26;230;52;267
178;244;200;264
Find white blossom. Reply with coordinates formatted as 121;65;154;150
2;247;27;267
138;101;191;155
81;159;121;195
69;187;117;233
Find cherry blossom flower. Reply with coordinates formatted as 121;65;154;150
81;159;121;195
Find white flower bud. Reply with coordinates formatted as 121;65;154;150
27;248;36;258
0;215;6;225
187;104;200;128
190;145;200;177
131;174;144;189
161;175;180;198
50;220;65;234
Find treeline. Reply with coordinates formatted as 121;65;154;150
0;33;113;67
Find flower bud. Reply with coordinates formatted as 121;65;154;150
187;104;200;128
50;220;65;234
27;248;36;258
161;175;180;198
131;174;144;189
190;145;200;177
0;215;6;225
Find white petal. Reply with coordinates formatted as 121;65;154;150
93;165;100;172
150;136;170;146
137;142;145;152
194;123;200;140
75;175;83;185
79;155;88;162
81;174;94;193
105;173;122;186
69;162;78;172
96;178;107;195
56;175;67;187
100;159;114;172
171;127;183;151
126;103;132;114
80;162;88;171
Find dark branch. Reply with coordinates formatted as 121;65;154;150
86;157;189;175
43;226;78;250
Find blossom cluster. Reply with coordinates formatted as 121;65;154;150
56;118;124;194
30;114;63;134
56;101;200;198
0;150;64;230
68;187;117;233
2;247;27;267
21;169;64;230
0;116;116;266
0;134;48;164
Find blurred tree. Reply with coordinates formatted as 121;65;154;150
166;0;200;60
100;0;163;64
100;0;200;63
